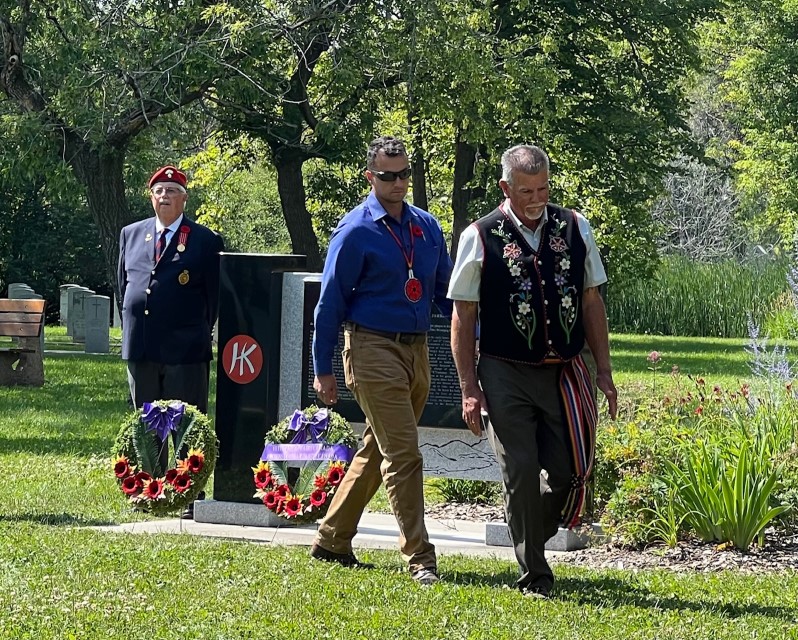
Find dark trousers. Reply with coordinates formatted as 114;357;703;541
126;360;210;471
478;356;574;592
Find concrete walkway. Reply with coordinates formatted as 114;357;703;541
95;511;533;561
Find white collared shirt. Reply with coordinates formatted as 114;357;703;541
155;214;184;249
447;200;607;301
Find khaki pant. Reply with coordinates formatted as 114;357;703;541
478;356;574;592
315;327;436;572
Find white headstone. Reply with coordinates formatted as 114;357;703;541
59;284;80;326
85;295;110;354
66;287;91;337
8;283;34;299
70;289;94;344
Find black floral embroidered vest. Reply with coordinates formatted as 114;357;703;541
475;203;587;364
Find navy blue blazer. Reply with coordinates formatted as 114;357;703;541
118;216;224;364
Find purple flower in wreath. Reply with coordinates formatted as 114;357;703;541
288;408;329;444
141;402;185;440
503;242;522;260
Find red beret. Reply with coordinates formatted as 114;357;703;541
148;165;187;189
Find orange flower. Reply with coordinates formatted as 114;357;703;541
313;474;328;489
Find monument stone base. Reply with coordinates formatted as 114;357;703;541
194;499;312;528
485;522;605;550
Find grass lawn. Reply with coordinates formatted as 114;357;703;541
0;330;797;638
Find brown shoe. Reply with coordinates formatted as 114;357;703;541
310;543;374;569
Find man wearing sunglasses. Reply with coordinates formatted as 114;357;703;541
118;165;224;518
311;136;453;586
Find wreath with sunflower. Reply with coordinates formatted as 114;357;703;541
112;400;218;516
253;405;356;524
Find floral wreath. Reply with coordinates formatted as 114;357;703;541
112;400;218;516
253;405;357;524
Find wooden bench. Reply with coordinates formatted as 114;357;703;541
0;299;45;386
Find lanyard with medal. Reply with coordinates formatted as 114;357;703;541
382;217;423;303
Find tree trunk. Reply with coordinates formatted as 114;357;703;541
273;151;323;271
70;145;132;313
450;139;479;258
408;103;428;211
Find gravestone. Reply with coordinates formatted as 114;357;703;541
70;289;94;343
7;283;34;299
66;287;91;337
84;295;110;354
60;284;80;326
112;296;122;329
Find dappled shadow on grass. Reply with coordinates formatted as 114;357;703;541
443;570;796;621
556;574;796;622
0;512;116;527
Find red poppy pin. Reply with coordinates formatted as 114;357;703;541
411;224;423;238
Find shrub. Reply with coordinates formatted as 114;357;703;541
432;479;502;505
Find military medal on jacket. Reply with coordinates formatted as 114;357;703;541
178;270;190;285
382;218;423;303
176;224;190;253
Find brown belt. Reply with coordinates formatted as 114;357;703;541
345;322;427;345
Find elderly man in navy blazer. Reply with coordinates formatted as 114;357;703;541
118;165;224;517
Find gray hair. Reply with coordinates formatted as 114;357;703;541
501;145;549;184
367;136;408;169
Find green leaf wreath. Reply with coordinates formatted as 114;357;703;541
112;400;218;516
254;405;356;524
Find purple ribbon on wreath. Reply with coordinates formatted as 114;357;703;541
141;401;185;440
288;408;328;444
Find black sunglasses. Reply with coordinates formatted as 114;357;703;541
371;167;412;182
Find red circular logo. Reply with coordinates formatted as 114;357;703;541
222;335;263;384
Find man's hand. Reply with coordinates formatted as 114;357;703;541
596;371;618;420
314;374;339;405
461;386;488;436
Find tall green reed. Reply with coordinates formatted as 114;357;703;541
608;256;788;337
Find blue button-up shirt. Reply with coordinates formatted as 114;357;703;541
313;192;453;375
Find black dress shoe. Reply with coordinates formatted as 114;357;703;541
310;543;374;568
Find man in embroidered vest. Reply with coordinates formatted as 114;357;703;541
448;144;617;598
118;165;224;518
310;136;453;586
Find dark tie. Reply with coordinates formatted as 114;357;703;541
155;228;168;262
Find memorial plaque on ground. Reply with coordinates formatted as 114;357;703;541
300;280;465;429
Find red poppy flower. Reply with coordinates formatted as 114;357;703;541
121;475;142;496
274;484;290;498
135;471;152;484
254;469;273;489
310;489;327;507
313;474;328;489
172;473;192;494
411;224;423;237
262;491;280;510
187;455;203;474
142;478;165;500
164;468;179;485
327;467;344;487
180;225;190;233
113;457;132;478
283;495;302;517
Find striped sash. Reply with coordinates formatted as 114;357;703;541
559;355;598;529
